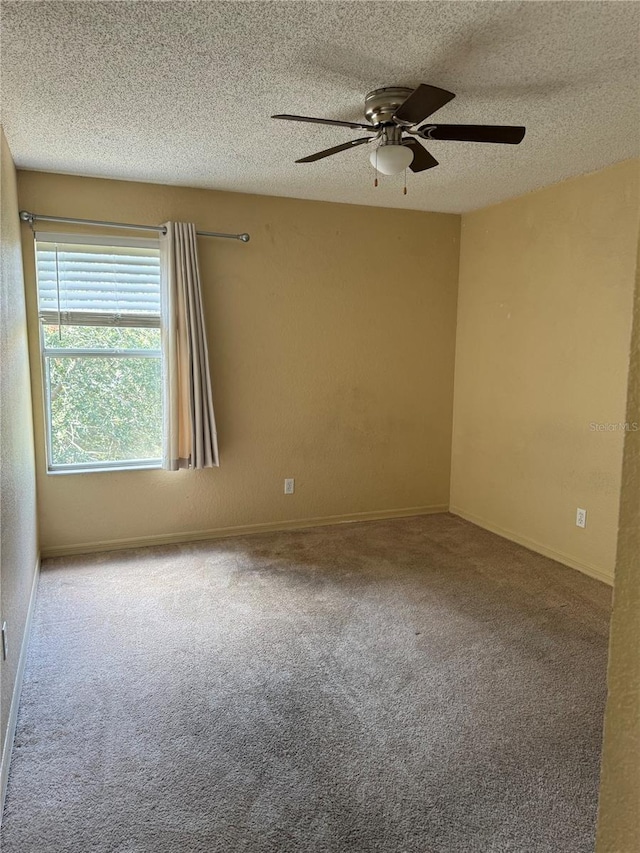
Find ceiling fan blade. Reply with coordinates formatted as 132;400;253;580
272;113;375;131
393;84;456;125
296;137;373;163
402;139;439;172
416;124;526;144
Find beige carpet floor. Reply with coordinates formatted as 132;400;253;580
1;513;611;852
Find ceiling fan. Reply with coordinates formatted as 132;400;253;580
273;84;526;177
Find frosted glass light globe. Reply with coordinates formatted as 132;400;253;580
369;144;414;175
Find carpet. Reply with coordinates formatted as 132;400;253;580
1;514;611;852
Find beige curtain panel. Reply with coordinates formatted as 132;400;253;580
160;222;219;470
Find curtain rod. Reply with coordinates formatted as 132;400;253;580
19;211;250;242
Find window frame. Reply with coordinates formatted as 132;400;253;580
35;232;164;475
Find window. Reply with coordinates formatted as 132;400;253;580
35;234;163;472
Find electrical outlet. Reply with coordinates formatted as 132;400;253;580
284;478;295;495
576;508;587;529
1;622;7;661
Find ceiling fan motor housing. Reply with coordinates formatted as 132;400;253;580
364;87;414;127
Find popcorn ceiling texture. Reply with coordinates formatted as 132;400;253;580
1;0;639;213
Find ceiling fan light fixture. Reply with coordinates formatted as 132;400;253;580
370;143;414;175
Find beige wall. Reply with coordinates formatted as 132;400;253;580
0;130;38;800
17;171;460;556
596;231;640;851
451;160;640;584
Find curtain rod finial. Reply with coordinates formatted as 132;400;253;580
239;233;250;243
19;210;34;224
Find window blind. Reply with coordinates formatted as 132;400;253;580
36;240;161;328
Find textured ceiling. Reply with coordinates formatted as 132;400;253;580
1;1;639;213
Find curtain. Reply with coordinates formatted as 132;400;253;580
160;222;219;470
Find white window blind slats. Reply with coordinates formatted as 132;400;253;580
36;241;161;327
38;311;161;328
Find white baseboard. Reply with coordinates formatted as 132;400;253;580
41;504;451;559
450;506;614;586
1;555;40;821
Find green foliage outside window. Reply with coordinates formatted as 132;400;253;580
44;325;162;466
43;325;160;350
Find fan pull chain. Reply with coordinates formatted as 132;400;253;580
374;146;378;187
403;169;407;195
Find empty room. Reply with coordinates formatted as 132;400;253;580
1;1;639;851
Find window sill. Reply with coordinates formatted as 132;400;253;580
47;461;162;475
